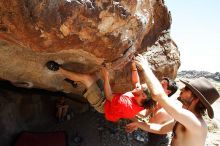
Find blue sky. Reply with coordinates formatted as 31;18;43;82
165;0;220;73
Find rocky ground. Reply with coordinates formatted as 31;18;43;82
177;70;220;82
48;110;149;146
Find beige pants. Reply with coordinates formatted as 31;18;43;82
83;82;105;113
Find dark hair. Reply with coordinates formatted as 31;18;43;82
162;77;178;97
142;89;156;109
194;100;206;116
189;92;206;116
142;98;156;109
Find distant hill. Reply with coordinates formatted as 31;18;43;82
177;70;220;82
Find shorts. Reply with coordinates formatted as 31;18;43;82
147;133;169;146
83;80;106;113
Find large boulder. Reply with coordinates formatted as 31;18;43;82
0;0;180;94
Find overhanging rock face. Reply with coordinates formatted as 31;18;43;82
0;0;180;93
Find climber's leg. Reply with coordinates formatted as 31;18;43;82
46;61;96;88
46;61;105;113
58;68;97;89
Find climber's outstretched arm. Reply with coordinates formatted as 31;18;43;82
101;67;114;101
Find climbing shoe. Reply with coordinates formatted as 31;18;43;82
46;61;60;71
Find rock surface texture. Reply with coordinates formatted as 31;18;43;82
0;0;180;94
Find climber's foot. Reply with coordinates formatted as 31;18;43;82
46;61;60;71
